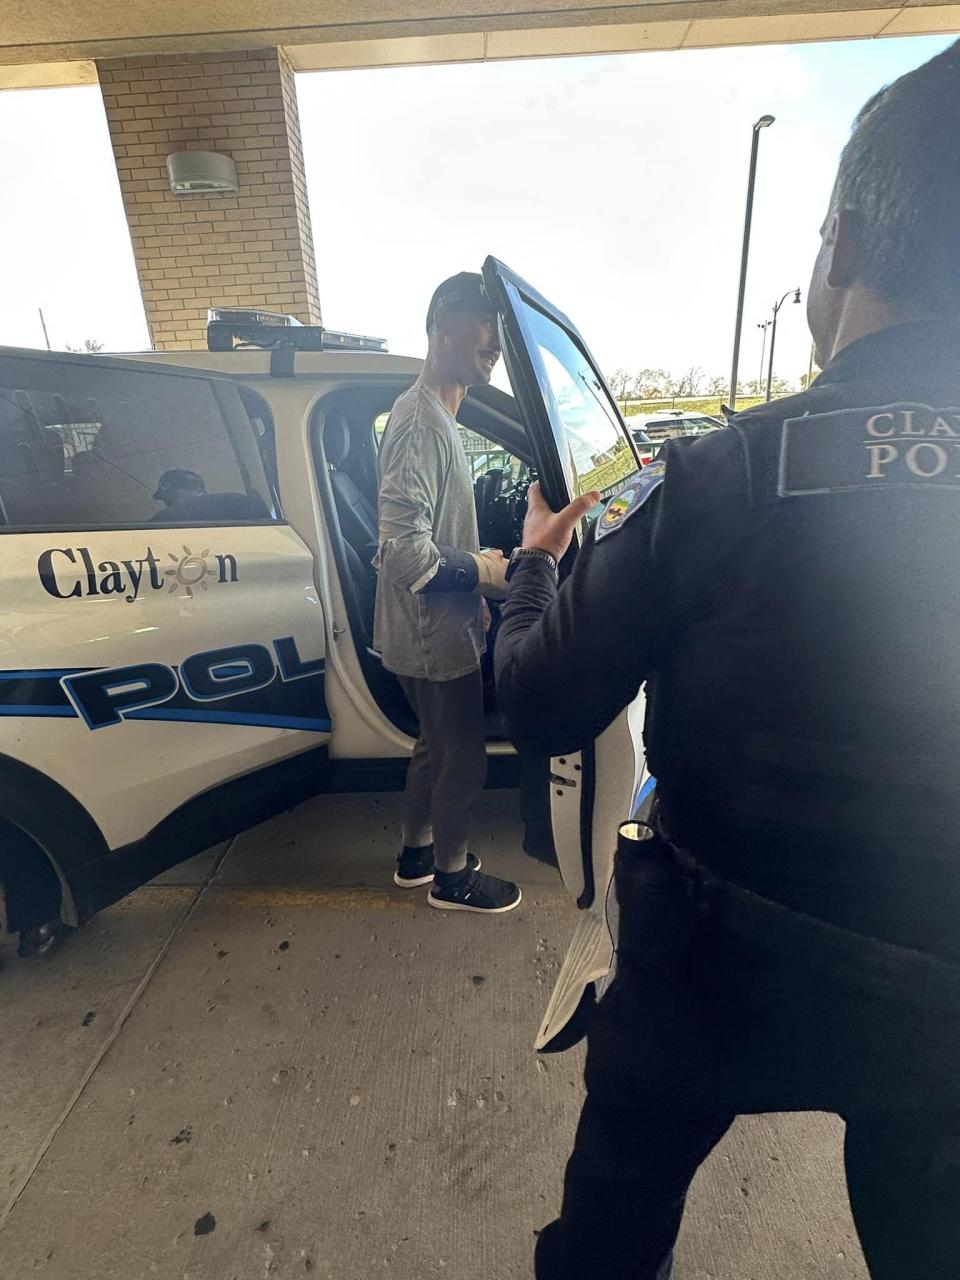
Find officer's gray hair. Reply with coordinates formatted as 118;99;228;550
829;38;960;313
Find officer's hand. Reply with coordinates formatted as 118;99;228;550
522;482;601;563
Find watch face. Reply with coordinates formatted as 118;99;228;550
507;548;532;580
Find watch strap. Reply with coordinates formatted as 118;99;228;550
506;546;559;582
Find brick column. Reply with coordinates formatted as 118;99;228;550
98;48;320;350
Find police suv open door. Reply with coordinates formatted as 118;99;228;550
481;258;655;1051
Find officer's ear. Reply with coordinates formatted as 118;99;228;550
825;209;862;290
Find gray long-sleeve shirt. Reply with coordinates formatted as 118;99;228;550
373;383;485;681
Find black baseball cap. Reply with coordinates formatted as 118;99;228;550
425;271;494;332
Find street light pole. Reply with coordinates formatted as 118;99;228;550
766;288;802;403
757;320;771;397
728;113;775;412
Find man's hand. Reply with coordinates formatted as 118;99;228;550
522;482;601;563
470;548;509;600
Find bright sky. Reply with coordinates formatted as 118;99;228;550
0;33;953;387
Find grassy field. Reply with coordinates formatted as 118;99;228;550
622;396;765;418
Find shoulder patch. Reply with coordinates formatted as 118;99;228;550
596;459;666;541
778;402;960;499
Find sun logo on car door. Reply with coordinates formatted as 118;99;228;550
164;546;216;598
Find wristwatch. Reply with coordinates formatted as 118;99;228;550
505;546;559;583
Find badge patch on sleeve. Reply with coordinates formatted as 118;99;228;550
596;459;666;540
778;403;960;498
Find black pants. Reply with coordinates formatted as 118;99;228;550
535;1102;960;1280
536;872;960;1280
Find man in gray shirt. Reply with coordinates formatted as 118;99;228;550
375;272;521;914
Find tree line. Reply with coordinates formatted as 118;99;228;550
605;366;811;409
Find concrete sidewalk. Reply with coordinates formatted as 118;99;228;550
0;791;866;1279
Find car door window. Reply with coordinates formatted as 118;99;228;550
482;258;639;515
0;353;277;531
517;306;637;503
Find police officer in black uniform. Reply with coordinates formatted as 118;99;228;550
495;40;960;1280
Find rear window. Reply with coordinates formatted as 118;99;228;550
0;356;277;531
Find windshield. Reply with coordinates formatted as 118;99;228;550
515;298;638;502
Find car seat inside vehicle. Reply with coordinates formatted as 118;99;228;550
322;408;379;652
325;410;379;570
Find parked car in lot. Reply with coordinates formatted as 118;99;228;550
0;262;651;1049
630;408;724;448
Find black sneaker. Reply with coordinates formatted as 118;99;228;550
393;847;481;888
428;868;521;914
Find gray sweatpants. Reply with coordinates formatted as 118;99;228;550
398;671;487;873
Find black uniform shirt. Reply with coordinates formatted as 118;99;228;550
496;322;960;960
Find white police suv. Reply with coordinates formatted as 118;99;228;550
0;264;652;1048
